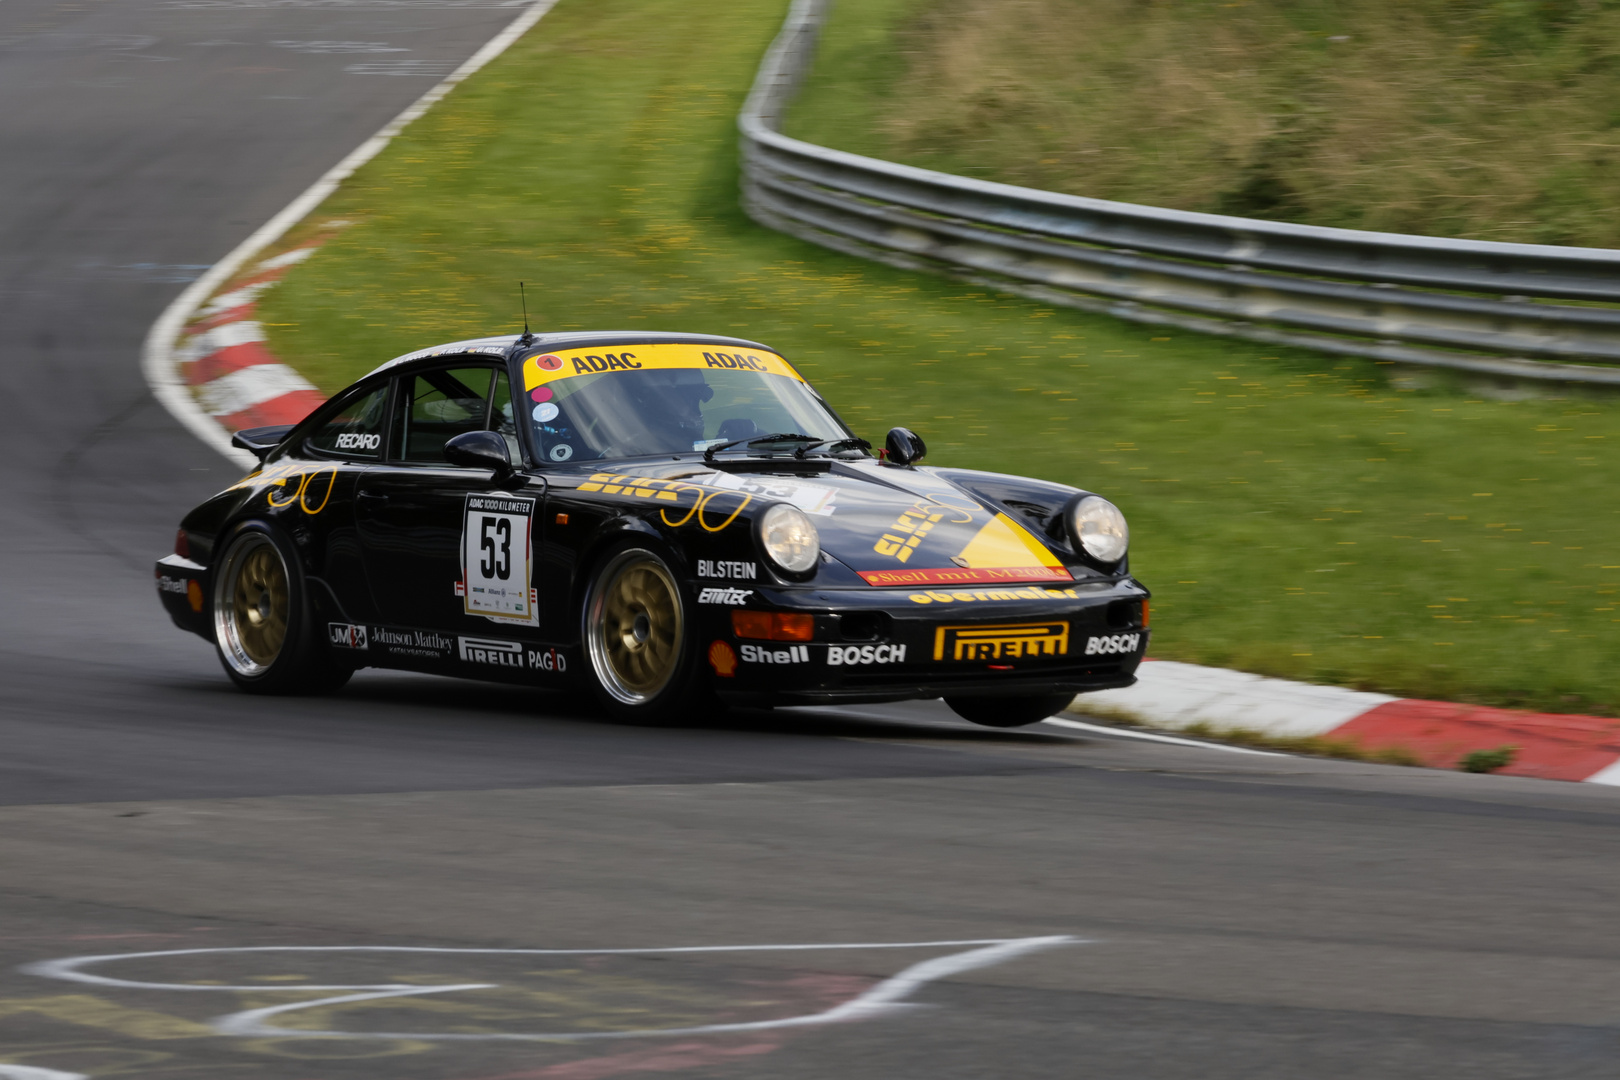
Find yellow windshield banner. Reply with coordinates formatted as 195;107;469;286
521;343;803;391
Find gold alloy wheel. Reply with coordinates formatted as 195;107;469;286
586;550;683;705
214;533;290;677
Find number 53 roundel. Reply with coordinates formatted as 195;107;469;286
460;493;538;626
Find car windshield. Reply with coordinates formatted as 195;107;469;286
518;344;854;464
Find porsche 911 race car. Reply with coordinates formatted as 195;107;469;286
155;332;1149;726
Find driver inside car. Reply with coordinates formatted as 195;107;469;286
629;369;715;451
568;369;717;457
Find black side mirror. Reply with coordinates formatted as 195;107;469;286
885;427;926;466
231;423;295;462
444;430;515;484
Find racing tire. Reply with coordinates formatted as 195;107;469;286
581;541;710;725
211;523;353;696
945;692;1074;728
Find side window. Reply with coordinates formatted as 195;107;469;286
397;366;498;463
305;384;389;459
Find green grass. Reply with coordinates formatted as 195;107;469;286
785;0;1620;246
1167;721;1423;768
255;0;1620;715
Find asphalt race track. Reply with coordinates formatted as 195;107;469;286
5;2;1620;1077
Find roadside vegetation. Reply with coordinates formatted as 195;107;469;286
256;0;1620;715
786;0;1620;246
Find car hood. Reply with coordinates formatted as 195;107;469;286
581;458;1083;588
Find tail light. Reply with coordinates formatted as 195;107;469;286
175;529;190;559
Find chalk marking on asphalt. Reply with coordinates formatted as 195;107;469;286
142;0;562;466
25;938;1080;1042
0;1067;87;1080
1044;716;1286;756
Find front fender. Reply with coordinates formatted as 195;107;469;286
927;467;1086;551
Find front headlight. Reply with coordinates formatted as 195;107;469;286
1069;495;1128;563
758;503;820;575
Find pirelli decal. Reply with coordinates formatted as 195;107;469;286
933;621;1069;662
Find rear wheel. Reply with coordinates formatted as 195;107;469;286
945;692;1074;728
582;544;706;723
212;524;351;695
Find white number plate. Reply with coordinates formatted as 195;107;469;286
461;494;537;625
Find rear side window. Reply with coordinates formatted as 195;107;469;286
305;384;389;458
396;366;504;463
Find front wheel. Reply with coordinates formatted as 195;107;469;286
212;524;351;695
945;692;1074;728
581;543;707;724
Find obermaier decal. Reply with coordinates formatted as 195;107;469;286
907;586;1082;603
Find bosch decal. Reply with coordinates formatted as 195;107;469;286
1084;633;1142;656
827;644;907;666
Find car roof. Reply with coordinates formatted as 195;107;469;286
363;330;781;380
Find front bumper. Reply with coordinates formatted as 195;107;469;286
155;554;211;639
701;577;1149;706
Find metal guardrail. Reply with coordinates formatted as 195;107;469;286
739;0;1620;385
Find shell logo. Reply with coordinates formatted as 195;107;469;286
708;640;737;678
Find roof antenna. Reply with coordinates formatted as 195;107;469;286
517;281;533;346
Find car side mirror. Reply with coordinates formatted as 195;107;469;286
231;423;295;462
444;430;515;484
885;427;926;466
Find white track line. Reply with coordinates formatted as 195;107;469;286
25;938;1080;1043
1044;716;1285;756
142;0;562;466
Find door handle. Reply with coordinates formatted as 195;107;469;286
357;490;389;503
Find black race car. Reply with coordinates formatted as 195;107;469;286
155;332;1149;726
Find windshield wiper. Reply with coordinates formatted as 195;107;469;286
702;432;820;463
793;437;872;459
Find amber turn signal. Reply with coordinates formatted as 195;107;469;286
731;610;815;642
